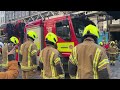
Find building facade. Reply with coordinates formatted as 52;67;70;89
5;11;30;23
0;11;5;26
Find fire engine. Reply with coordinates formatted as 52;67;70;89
24;12;100;78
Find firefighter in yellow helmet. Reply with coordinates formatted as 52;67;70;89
0;36;19;70
39;32;64;79
19;31;38;79
107;41;118;66
0;36;19;79
68;24;110;79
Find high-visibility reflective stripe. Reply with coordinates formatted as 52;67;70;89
20;50;22;54
21;66;32;70
69;55;75;65
28;44;32;67
1;58;8;67
76;71;79;79
69;47;78;65
70;75;76;79
0;62;8;67
32;65;37;69
93;48;101;79
98;59;109;69
109;53;117;54
20;44;23;55
31;50;37;56
59;74;64;79
2;64;8;67
40;50;43;62
50;52;56;78
54;57;60;65
73;47;77;65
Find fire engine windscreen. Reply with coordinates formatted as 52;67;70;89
71;17;96;43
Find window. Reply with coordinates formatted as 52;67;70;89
56;19;71;41
71;17;96;43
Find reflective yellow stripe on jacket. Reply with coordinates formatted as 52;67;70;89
0;54;8;68
69;46;78;65
93;48;101;79
31;50;37;56
39;50;43;63
98;59;109;69
0;60;8;68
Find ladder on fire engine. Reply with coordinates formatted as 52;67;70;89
22;11;98;23
22;11;74;23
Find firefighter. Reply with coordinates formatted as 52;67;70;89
19;31;38;79
0;46;19;79
68;24;110;79
107;41;118;66
0;36;19;71
39;32;64;79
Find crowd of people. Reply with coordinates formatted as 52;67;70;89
99;40;119;66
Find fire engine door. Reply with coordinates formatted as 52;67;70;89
55;19;74;53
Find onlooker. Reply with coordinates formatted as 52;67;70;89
14;20;21;39
18;19;25;44
6;20;15;40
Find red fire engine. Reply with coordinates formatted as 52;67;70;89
24;13;96;78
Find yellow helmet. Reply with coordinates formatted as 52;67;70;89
27;31;38;40
10;36;19;45
99;42;103;46
82;24;99;38
110;41;115;45
45;32;58;44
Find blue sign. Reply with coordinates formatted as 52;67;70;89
98;31;108;44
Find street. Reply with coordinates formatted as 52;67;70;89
110;60;120;79
0;54;120;79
